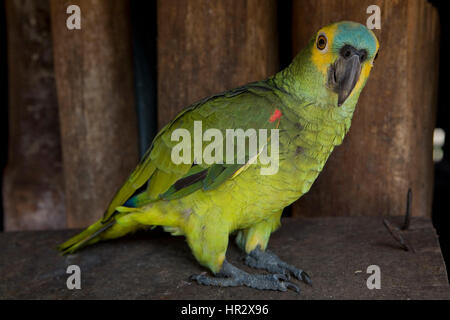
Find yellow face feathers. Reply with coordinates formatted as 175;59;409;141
311;24;339;75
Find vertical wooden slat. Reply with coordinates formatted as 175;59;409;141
50;0;139;227
0;0;6;232
3;0;65;230
157;0;279;128
291;0;439;217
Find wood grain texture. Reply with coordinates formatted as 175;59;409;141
291;0;439;218
1;217;448;299
157;0;279;128
50;0;138;227
3;0;65;230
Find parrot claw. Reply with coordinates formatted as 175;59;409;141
245;247;312;285
190;260;301;293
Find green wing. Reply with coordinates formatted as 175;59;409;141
102;80;288;222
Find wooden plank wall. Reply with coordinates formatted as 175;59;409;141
3;0;65;230
291;0;439;218
2;0;440;230
49;0;139;227
157;0;279;128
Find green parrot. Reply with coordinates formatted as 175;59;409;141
59;21;379;293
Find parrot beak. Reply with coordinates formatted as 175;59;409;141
328;45;365;107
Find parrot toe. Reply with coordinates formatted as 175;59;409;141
244;247;312;285
190;260;301;293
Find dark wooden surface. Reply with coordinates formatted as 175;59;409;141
291;0;439;218
3;0;65;230
1;217;448;299
157;0;279;129
50;0;139;228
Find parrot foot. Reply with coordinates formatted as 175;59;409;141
190;260;301;293
244;247;312;285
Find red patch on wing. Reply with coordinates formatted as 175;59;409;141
269;109;282;123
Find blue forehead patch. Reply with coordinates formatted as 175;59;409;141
333;22;378;55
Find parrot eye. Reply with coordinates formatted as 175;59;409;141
317;34;327;51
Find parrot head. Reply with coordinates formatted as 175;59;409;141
287;21;379;108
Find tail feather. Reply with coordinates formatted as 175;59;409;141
58;203;178;255
58;220;115;255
